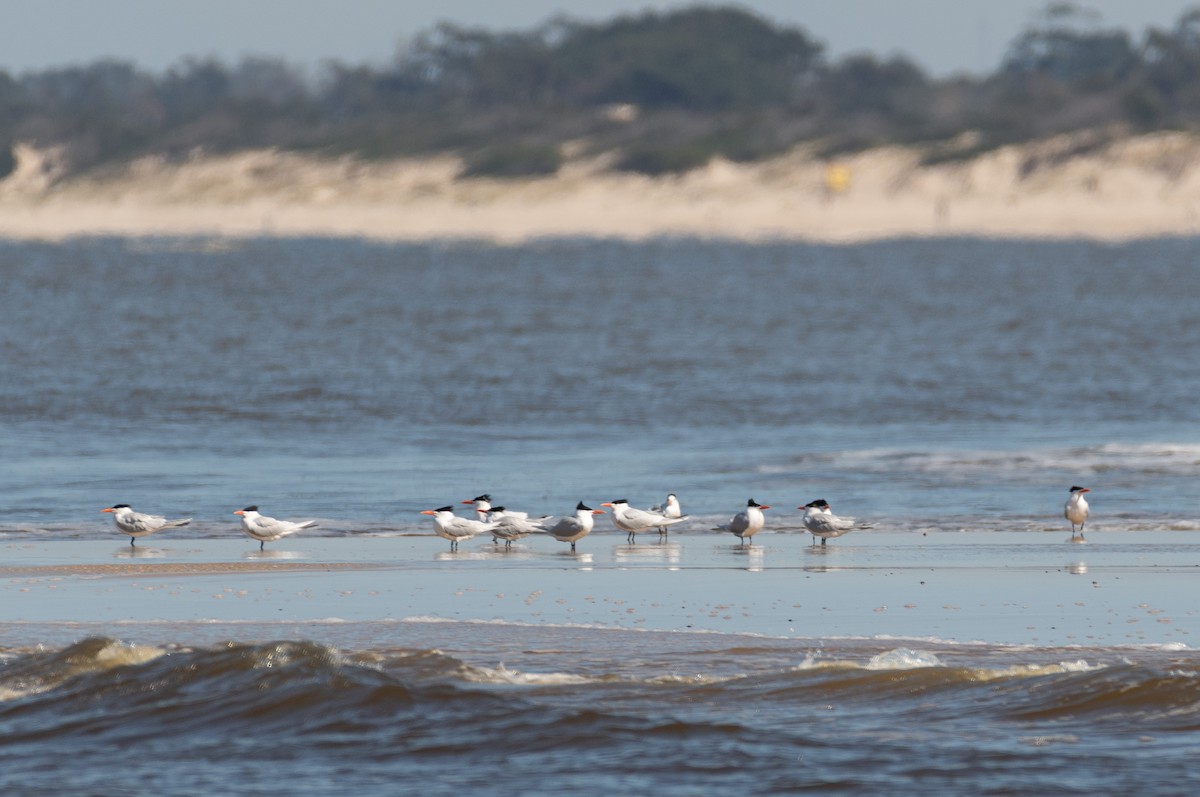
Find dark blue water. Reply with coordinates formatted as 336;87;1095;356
1;629;1199;796
3;235;1200;795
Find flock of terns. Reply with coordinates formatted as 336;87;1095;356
100;486;1093;551
420;496;871;551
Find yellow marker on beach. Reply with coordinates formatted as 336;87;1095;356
824;162;851;197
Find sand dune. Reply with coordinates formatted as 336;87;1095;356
3;132;1200;242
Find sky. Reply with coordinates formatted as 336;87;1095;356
1;0;1198;78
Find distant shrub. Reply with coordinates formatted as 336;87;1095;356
918;134;1004;167
460;143;562;178
0;144;14;179
614;142;713;175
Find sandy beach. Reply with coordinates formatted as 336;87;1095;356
4;132;1200;243
3;532;1195;649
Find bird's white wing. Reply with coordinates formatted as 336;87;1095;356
127;512;168;532
805;513;859;533
495;515;546;534
619;507;664;525
257;515;315;536
447;517;490;536
623;507;687;528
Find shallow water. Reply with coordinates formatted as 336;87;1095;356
3;235;1200;794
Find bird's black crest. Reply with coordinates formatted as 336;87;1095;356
1069;486;1086;493
435;505;455;512
242;505;258;512
110;503;130;509
472;494;491;502
576;501;591;511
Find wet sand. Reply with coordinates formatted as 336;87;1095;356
2;531;1196;649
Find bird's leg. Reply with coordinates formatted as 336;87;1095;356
570;542;576;552
821;538;828;546
129;537;135;546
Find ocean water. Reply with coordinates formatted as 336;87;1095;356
1;235;1199;535
1;631;1199;795
3;235;1200;794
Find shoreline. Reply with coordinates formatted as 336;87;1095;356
3;133;1200;243
3;534;1196;649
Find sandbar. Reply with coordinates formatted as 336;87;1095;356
2;532;1196;650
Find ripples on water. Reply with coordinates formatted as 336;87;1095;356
2;235;1199;534
1;631;1198;795
4;235;1200;793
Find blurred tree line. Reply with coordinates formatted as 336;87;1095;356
3;3;1200;180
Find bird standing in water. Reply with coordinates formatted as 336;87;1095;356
421;506;490;551
1065;486;1091;540
604;499;687;543
545;501;606;552
234;505;318;550
800;499;868;546
650;493;682;538
715;498;770;545
102;504;191;546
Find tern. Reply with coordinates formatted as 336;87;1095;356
421;506;490;551
482;506;547;549
102;504;192;546
234;505;318;550
715;498;770;545
1064;486;1091;540
603;499;688;543
463;493;548;540
800;499;868;545
545;501;605;551
650;493;682;538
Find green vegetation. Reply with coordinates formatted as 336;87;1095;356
461;143;563;178
4;3;1200;180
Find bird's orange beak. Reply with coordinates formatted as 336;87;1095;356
420;509;437;515
601;502;613;507
234;510;245;515
593;509;606;515
101;508;114;513
761;505;772;510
